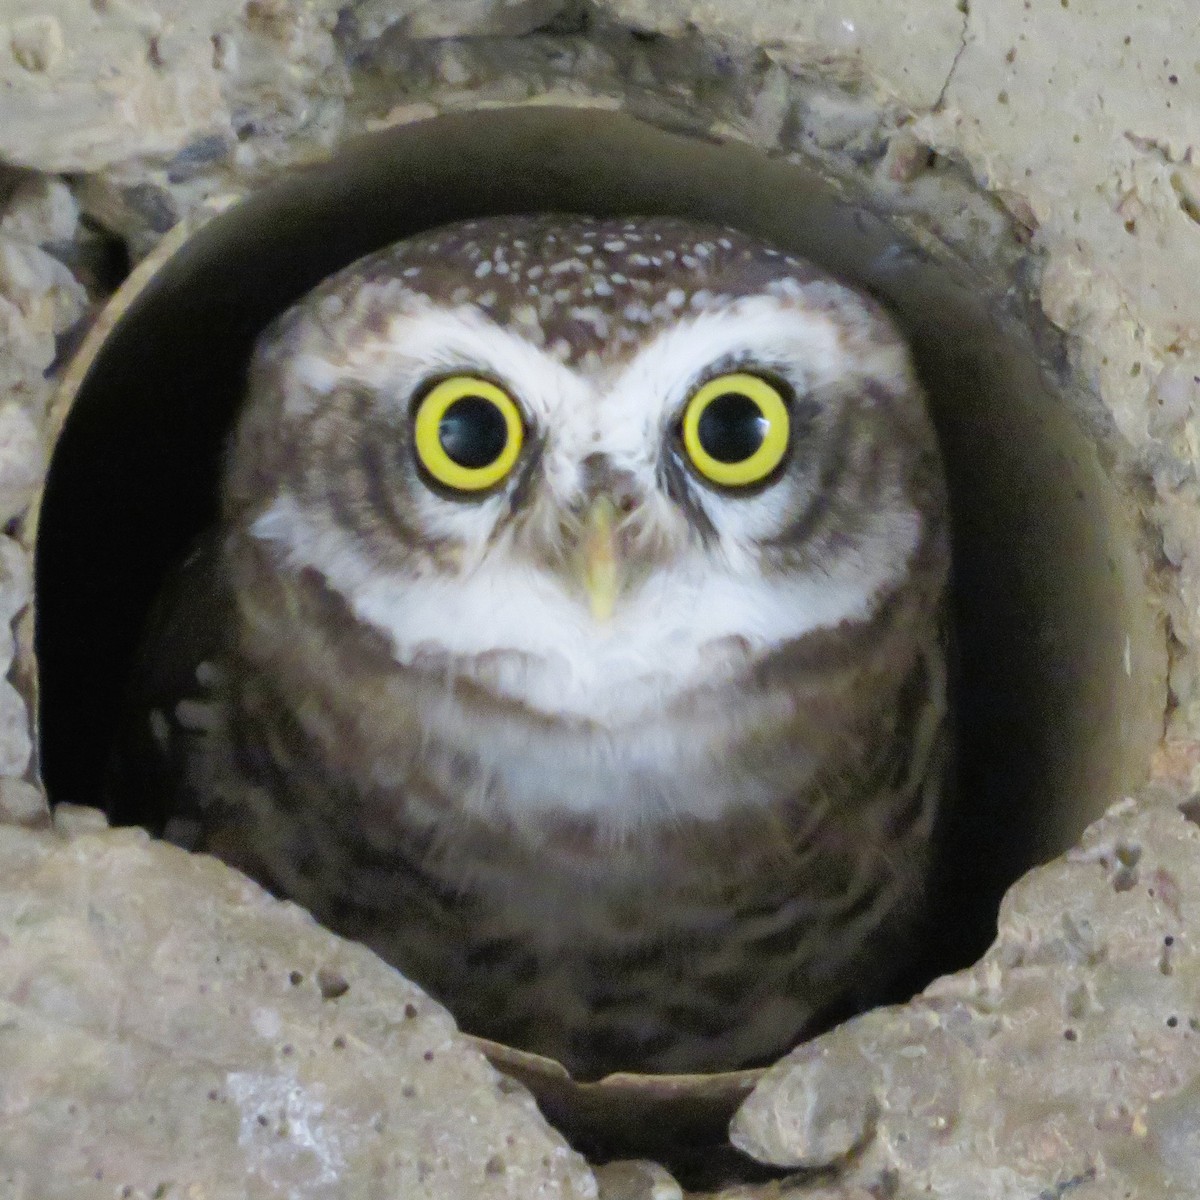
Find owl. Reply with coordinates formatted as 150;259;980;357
111;214;950;1081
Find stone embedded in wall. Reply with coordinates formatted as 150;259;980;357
0;0;350;173
0;172;81;821
0;175;87;408
0;174;79;244
348;0;570;41
603;0;967;111
0;777;47;827
734;790;1200;1195
0;819;598;1199
0;403;45;529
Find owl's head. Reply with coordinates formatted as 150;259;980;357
229;216;944;718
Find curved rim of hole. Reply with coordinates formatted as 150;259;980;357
32;105;1170;1167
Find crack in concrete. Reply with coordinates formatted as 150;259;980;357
934;0;970;112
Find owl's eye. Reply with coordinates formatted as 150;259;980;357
681;372;790;487
413;375;525;492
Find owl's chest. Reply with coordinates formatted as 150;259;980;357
219;540;926;887
227;648;876;926
260;646;813;838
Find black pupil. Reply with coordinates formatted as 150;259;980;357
697;392;768;463
438;395;508;469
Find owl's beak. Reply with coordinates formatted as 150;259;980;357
581;495;620;622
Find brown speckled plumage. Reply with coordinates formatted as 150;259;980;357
112;215;950;1079
309;215;837;366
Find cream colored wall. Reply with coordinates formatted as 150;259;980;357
2;3;1200;1197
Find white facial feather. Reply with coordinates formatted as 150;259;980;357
252;497;861;830
253;489;915;722
253;294;921;740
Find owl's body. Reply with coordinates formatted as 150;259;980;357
116;215;949;1079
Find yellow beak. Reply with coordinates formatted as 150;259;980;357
581;495;620;622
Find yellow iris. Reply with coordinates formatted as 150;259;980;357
413;375;524;492
681;372;790;487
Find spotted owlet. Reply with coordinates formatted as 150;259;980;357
112;214;950;1080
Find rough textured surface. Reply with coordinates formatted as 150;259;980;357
0;0;344;173
607;0;967;110
2;0;1200;1196
0;815;597;1199
0;172;81;819
594;1159;684;1200
734;786;1200;1197
906;1;1200;741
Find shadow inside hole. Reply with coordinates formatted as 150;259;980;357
35;107;1166;1170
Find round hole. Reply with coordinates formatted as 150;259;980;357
33;104;1169;1172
